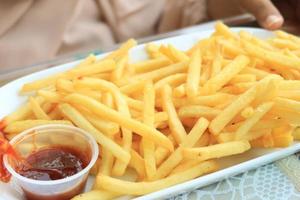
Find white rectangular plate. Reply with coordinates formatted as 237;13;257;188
1;27;300;200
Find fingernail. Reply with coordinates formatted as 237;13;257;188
265;15;283;28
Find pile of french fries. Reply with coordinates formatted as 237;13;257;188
1;22;300;199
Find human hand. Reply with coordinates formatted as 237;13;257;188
209;0;300;34
238;0;283;30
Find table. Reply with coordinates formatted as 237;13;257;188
170;154;300;200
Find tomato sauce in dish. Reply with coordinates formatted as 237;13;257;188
0;133;18;182
16;146;88;181
1;142;90;200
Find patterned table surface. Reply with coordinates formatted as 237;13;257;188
170;154;300;200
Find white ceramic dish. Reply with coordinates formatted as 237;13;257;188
1;27;300;200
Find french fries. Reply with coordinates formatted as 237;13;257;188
4;119;72;134
98;160;218;195
59;103;130;164
183;141;251;160
3;22;300;198
186;49;201;97
161;85;186;144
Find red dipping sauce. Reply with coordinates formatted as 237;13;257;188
1;125;99;200
17;146;88;181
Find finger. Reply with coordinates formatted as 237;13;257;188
240;0;284;30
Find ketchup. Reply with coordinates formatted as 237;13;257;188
16;146;88;181
0;133;18;182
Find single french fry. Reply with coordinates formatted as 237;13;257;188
112;92;132;176
132;57;172;73
21;74;63;93
184;140;251;160
68;59;116;77
97;92;115;177
29;97;50;120
72;190;120;200
105;39;137;60
111;56;128;82
235;102;274;140
183;93;235;107
161;85;186;144
186;49;201;97
217;129;272;143
215;22;238;39
59;103;130;164
131;61;188;83
209;86;257;135
178;105;221;119
141;81;156;179
4;119;72;134
98;160;218;195
202;55;249;95
120;80;147;95
64;94;173;151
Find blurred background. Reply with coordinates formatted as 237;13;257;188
0;0;299;84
